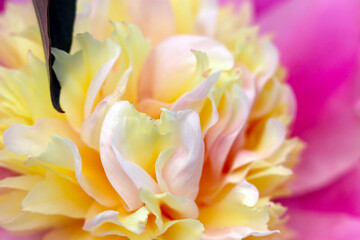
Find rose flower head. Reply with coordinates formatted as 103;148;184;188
0;0;303;239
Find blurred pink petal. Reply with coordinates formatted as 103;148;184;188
257;0;360;194
0;228;43;240
282;160;360;217
218;0;286;15
287;209;360;240
258;0;360;134
290;76;360;195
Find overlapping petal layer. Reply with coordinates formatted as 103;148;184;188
0;0;302;239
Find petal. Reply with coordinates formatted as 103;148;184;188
3;118;78;157
74;142;121;207
282;160;360;217
84;207;150;236
129;0;175;44
0;191;66;232
157;110;205;200
99;101;155;211
258;0;360;134
81;66;132;151
196;0;218;37
22;172;93;219
53;33;121;130
140;189;199;230
171;71;220;134
286;209;360;240
138;35;234;103
0;228;44;240
159;219;204;240
199;186;277;238
290;78;360;195
231;118;286;170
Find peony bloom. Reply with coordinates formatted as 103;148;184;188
0;0;304;239
218;0;360;239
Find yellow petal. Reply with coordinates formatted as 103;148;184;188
22;172;93;219
53;33;121;130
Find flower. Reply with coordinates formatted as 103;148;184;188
219;0;360;239
0;0;303;239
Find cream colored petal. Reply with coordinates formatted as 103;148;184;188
140;189;199;230
83;207;149;236
202;226;278;240
3;118;78;157
84;47;121;119
53;33;121;130
172;71;220;134
254;41;279;90
158;110;204;200
99;102;148;211
159;219;204;240
247;166;292;197
169;0;201;34
0;191;67;232
22;172;93;219
196;0;218;37
199;188;276;238
0;150;43;176
0;53;63;123
138;35;233;103
81;66;132;151
0;175;43;192
231;118;286;170
129;0;175;44
232;180;259;208
206;85;250;175
105;23;151;102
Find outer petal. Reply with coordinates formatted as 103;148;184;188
287;209;360;240
282;160;360;217
289;77;360;195
258;0;360;134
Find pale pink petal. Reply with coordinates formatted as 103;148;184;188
0;228;43;240
196;0;218;37
172;71;220;134
159;110;205;200
99;101;154;210
112;129;159;194
207;87;250;174
138;35;234;103
203;226;278;240
130;0;175;44
287;209;360;240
